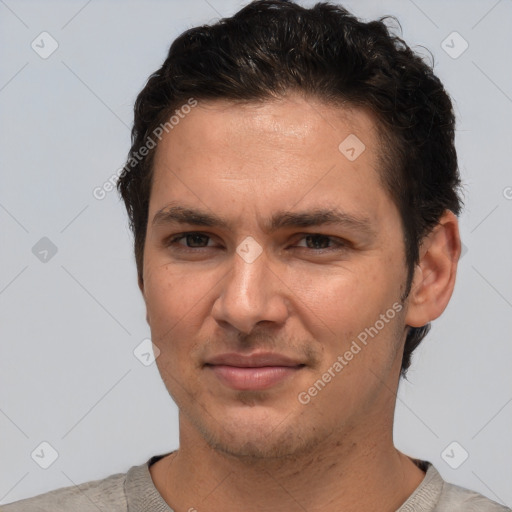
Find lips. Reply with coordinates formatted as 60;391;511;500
205;352;304;368
204;352;305;390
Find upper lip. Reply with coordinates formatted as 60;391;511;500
205;352;305;368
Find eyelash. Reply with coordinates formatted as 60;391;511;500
164;232;348;253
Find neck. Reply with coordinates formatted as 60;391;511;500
150;417;426;512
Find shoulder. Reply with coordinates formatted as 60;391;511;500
398;460;510;512
437;479;511;512
1;470;128;512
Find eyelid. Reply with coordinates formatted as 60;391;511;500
292;233;349;250
165;231;217;248
165;231;350;251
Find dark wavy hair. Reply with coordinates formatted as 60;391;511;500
117;0;463;378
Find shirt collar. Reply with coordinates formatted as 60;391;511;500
126;452;176;512
125;453;442;512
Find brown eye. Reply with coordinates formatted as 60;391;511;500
304;235;331;249
294;234;346;251
165;232;216;249
182;233;210;247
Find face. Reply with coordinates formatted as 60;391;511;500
140;94;410;460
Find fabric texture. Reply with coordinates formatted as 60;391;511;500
2;452;509;511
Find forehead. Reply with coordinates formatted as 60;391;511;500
157;94;380;156
148;94;393;230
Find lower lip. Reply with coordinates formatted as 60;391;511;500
207;365;304;390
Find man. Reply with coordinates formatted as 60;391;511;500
4;1;509;510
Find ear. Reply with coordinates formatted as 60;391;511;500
405;210;461;328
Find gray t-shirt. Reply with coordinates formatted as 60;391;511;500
2;453;509;511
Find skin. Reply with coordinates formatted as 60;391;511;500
140;93;461;512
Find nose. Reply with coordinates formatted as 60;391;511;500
211;247;290;335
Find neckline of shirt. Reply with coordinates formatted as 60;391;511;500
125;452;442;512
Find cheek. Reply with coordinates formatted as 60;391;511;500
143;263;212;339
293;261;404;365
144;266;207;385
289;262;387;325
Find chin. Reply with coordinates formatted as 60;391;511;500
206;431;313;460
189;405;323;461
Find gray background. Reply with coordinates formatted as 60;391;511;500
1;0;511;506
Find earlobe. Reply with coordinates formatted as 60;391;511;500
404;210;461;328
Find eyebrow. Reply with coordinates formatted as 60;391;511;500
151;204;375;237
